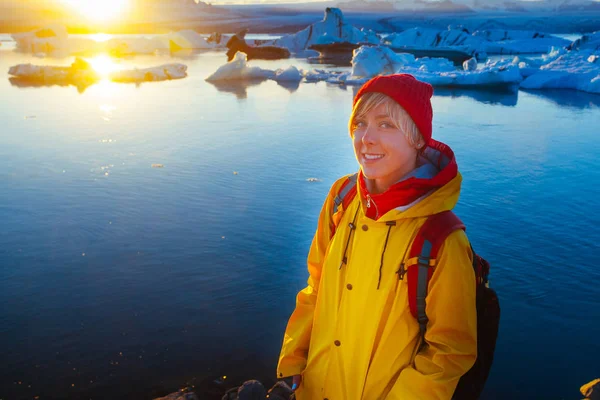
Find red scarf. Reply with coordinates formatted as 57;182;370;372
359;139;458;220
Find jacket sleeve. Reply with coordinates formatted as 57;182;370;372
387;230;478;400
276;178;346;378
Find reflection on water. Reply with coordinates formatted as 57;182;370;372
87;54;122;77
434;88;520;107
521;88;600;109
208;79;268;99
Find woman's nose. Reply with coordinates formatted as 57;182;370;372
362;124;377;145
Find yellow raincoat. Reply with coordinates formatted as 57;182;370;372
277;149;477;400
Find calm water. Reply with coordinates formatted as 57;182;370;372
1;34;600;400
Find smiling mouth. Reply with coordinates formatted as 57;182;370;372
363;153;384;161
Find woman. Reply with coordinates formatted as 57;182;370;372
277;74;478;399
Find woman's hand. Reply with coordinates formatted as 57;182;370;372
291;374;302;391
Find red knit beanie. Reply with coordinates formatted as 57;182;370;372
353;74;434;145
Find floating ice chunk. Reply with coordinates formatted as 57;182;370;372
472;29;570;54
472;29;559;42
273;66;303;82
350;46;415;80
8;57;100;87
206;52;275;81
385;27;570;58
330;45;522;89
463;58;478;71
110;64;187;83
266;8;379;53
412;62;522;89
521;51;600;94
482;38;570;55
9;58;188;87
12;24;69;54
384;27;482;57
304;69;339;82
415;57;455;72
567;31;600;52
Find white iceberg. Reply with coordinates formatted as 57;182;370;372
266;8;379;53
567;31;600;52
8;57;188;86
350;46;418;80
273;66;303;82
520;51;600;94
385;27;571;58
412;60;522;89
337;45;521;89
473;29;571;53
110;64;188;82
463;58;478;71
481;37;571;55
8;57;99;87
205;52;275;81
383;27;483;58
472;29;563;42
11;24;72;55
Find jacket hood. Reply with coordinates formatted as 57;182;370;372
358;139;461;222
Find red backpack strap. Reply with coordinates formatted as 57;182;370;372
406;211;466;336
330;173;358;236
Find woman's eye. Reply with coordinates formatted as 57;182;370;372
380;122;393;128
354;121;366;129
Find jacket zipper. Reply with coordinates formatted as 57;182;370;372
366;194;379;219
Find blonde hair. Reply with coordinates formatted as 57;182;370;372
349;92;424;148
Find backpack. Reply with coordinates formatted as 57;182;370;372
331;173;500;400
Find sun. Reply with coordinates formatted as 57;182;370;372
61;0;130;22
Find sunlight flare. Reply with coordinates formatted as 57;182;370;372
87;54;120;78
61;0;130;22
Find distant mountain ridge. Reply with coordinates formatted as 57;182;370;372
334;0;600;12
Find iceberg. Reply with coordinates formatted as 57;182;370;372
273;66;303;82
346;45;521;89
383;27;484;60
11;24;74;55
463;58;478;71
567;31;600;52
266;8;379;54
473;29;571;53
520;51;600;94
109;64;188;83
350;46;418;80
384;27;571;60
472;29;564;42
8;57;188;87
481;37;571;55
205;52;275;81
8;57;100;89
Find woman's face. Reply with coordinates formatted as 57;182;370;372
352;102;419;194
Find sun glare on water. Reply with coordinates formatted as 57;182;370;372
88;54;120;78
61;0;130;22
